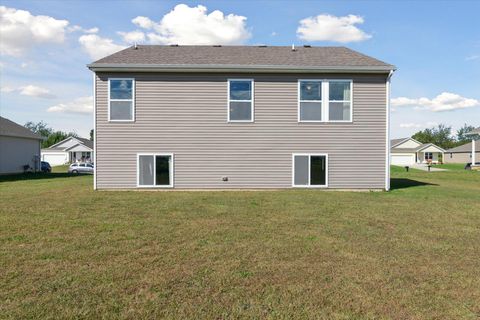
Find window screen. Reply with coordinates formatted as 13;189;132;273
294;155;309;186
139;155;154;186
229;80;253;121
109;79;134;121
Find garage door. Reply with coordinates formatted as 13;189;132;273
42;153;67;166
391;154;415;166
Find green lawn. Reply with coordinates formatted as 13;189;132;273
1;168;479;319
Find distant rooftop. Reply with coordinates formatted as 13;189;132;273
0;116;43;140
88;45;395;73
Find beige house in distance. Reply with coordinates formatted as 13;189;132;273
444;140;480;164
88;45;396;190
390;137;445;166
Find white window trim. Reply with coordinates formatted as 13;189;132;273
298;79;353;123
136;153;174;188
327;79;353;123
291;153;329;188
108;78;135;122
297;79;324;123
227;79;254;123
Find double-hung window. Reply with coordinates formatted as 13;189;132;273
228;79;253;122
137;154;173;187
299;80;323;121
298;80;352;122
109;78;135;121
328;80;352;121
292;154;328;187
424;152;433;161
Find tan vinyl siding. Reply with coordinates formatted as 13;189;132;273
95;73;387;189
444;152;480;164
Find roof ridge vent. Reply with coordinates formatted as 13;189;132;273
170;44;179;47
258;44;267;47
213;44;222;47
303;44;311;48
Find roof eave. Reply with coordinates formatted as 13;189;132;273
87;63;396;73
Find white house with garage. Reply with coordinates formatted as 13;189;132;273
390;137;445;166
41;136;94;166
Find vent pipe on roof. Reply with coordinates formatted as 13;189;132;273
292;44;296;51
134;42;138;49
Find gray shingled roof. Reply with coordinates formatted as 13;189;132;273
466;127;480;135
391;138;408;147
0;116;43;140
89;45;394;72
446;140;480;153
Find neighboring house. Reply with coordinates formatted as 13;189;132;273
41;136;94;166
390;137;445;165
444;140;480;163
88;45;395;190
0;116;42;174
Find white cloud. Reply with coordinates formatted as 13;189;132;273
0;6;69;56
392;92;480;112
400;121;438;129
78;34;126;60
47;96;93;114
126;4;250;45
118;30;146;43
20;85;55;98
1;84;55;98
68;25;99;34
297;14;371;43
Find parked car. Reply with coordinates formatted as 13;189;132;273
68;162;94;174
40;161;51;173
465;162;480;170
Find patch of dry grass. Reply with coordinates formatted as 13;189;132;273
0;167;479;319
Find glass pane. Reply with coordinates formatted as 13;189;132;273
110;101;133;120
110;79;132;99
300;102;322;121
329;81;351;101
230;101;252;121
230;81;251;100
139;155;154;186
294;155;309;186
329;102;350;121
311;156;326;186
300;81;321;100
155;156;170;186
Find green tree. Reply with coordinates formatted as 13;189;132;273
456;124;479;145
24;121;53;139
412;124;456;149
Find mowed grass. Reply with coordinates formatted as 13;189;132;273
0;166;479;319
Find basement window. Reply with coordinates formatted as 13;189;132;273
292;154;328;187
109;78;135;121
137;154;173;187
228;79;254;122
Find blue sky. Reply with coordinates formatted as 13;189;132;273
1;0;479;138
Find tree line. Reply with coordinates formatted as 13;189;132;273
412;124;479;150
24;121;93;148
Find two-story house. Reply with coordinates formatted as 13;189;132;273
88;45;395;190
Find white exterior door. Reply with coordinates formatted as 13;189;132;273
391;154;415;166
42;153;68;166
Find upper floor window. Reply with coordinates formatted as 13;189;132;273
299;81;322;121
298;80;352;122
228;79;253;122
329;80;351;122
109;78;134;121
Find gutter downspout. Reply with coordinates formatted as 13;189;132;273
386;69;394;191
